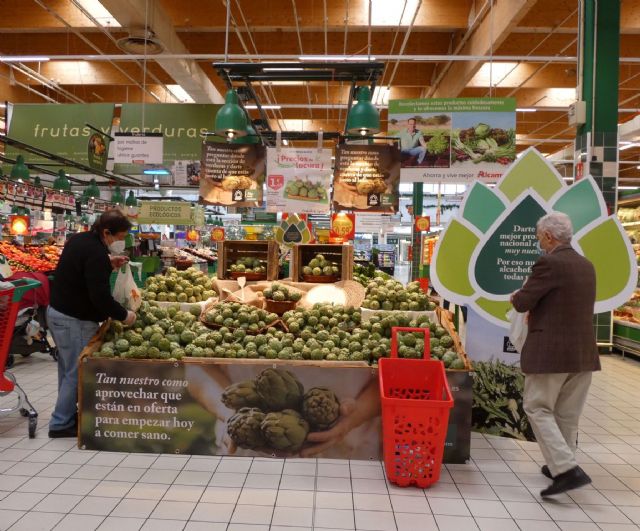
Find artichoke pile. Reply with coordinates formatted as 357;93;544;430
222;368;340;452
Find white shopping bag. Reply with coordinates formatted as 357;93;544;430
113;262;142;311
507;308;528;353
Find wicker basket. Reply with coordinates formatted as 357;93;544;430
228;271;268;281
301;274;340;284
264;299;297;315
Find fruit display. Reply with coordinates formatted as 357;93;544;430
353;262;392;286
361;277;435;311
93;300;467;368
143;267;216;303
263;283;302;303
0;241;60;272
302;253;340;278
284;178;328;202
228;257;267;275
182;247;216;264
222;368;340;452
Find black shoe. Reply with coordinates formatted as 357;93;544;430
540;466;591;497
48;425;77;438
541;465;553;479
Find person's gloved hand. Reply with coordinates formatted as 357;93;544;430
110;255;129;270
123;310;137;326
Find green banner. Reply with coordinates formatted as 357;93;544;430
5;103;115;174
116;104;222;177
137;201;193;225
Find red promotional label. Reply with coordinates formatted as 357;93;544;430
267;174;285;190
330;213;356;242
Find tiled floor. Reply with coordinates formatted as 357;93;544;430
2;353;640;530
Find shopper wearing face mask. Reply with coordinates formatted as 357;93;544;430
510;212;599;497
47;209;136;438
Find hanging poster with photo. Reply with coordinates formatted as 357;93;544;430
199;143;266;208
332;144;400;213
265;148;332;214
388;98;516;183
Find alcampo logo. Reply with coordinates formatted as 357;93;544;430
431;148;637;327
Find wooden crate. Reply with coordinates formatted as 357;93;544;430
218;240;279;281
291;244;354;282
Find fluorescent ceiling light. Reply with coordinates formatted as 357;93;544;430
0;56;50;62
299;56;376;62
245;105;282;110
372;86;390;106
266;81;305;86
516;108;537;112
166;84;194;103
371;0;420;26
263;68;303;72
619;186;640;190
143;168;172;175
74;0;121;27
620;143;640;151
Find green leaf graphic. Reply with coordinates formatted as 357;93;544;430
579;218;633;302
434;219;479;297
553;178;604;233
475;297;512;324
498;150;563;201
474;195;547;296
462;182;506;233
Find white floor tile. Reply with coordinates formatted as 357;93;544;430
162;485;205;502
190;502;234;523
429;496;472;516
275;489;314;508
199;486;241;505
151;501;197;521
71;496;120;516
395;512;438;530
475;517;520;531
503;501;552;520
140;519;186;531
89;481;134;498
111;498;157;519
314;508;355;529
125;482;169;500
271;506;313;527
230;504;273;525
55;513;105;531
390;494;430;513
9;510;63;531
354;510;397;531
581;503;633;523
237;488;277;506
97;516;145;531
0;492;46;511
434;514;480;531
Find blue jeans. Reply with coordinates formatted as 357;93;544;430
47;307;98;431
401;146;426;164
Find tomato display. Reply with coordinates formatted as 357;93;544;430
0;242;60;272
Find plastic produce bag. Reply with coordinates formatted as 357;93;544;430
507;308;528;353
113;262;142;311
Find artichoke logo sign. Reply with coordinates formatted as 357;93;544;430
431;148;636;327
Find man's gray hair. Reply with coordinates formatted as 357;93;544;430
537;212;573;243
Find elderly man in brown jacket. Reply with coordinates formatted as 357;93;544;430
511;211;599;497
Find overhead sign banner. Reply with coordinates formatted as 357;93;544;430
265;148;332;214
388;98;516;183
333;144;400;213
116;104;222;179
431;148;636;329
5;103;115;174
137;201;193;225
87;131;110;171
199;143;265;207
113;133;164;165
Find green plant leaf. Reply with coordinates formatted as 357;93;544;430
498;149;563;201
578;218;634;302
461;182;506;233
475;297;512;324
433;219;479;297
553;177;605;233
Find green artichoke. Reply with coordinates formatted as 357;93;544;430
301;387;340;430
255;368;304;411
227;407;267;449
222;380;263;411
261;409;309;451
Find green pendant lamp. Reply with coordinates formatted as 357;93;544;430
84;178;100;200
346;86;380;136
125;190;138;207
34;176;42;187
111;185;125;205
53;170;71;192
231;123;260;144
10;155;30;182
215;90;248;139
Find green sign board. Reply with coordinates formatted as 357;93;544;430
115;104;222;176
137;201;193;225
5;103;115;174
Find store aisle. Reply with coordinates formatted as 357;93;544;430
2;354;640;530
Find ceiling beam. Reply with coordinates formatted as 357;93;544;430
430;0;538;98
99;0;223;103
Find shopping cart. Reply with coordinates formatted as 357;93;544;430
379;327;454;488
0;278;42;438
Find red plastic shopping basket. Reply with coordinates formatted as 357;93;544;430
379;327;454;488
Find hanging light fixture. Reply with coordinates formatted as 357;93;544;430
84;178;100;199
53;169;71;192
125;190;138;207
10;155;30;182
231;123;260;144
214;90;248;139
347;86;380;136
33;176;42;187
111;185;125;205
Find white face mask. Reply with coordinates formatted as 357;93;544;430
108;239;126;254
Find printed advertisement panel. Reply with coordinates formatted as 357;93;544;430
137;201;193;225
265;148;332;214
388;98;516;183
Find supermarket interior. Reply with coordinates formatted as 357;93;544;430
2;0;640;530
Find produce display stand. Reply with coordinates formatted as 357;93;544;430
0;278;42;438
290;243;354;282
217;240;279;281
77;303;473;463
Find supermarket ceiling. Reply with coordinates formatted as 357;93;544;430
2;0;640;182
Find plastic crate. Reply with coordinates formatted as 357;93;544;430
379;327;454;488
